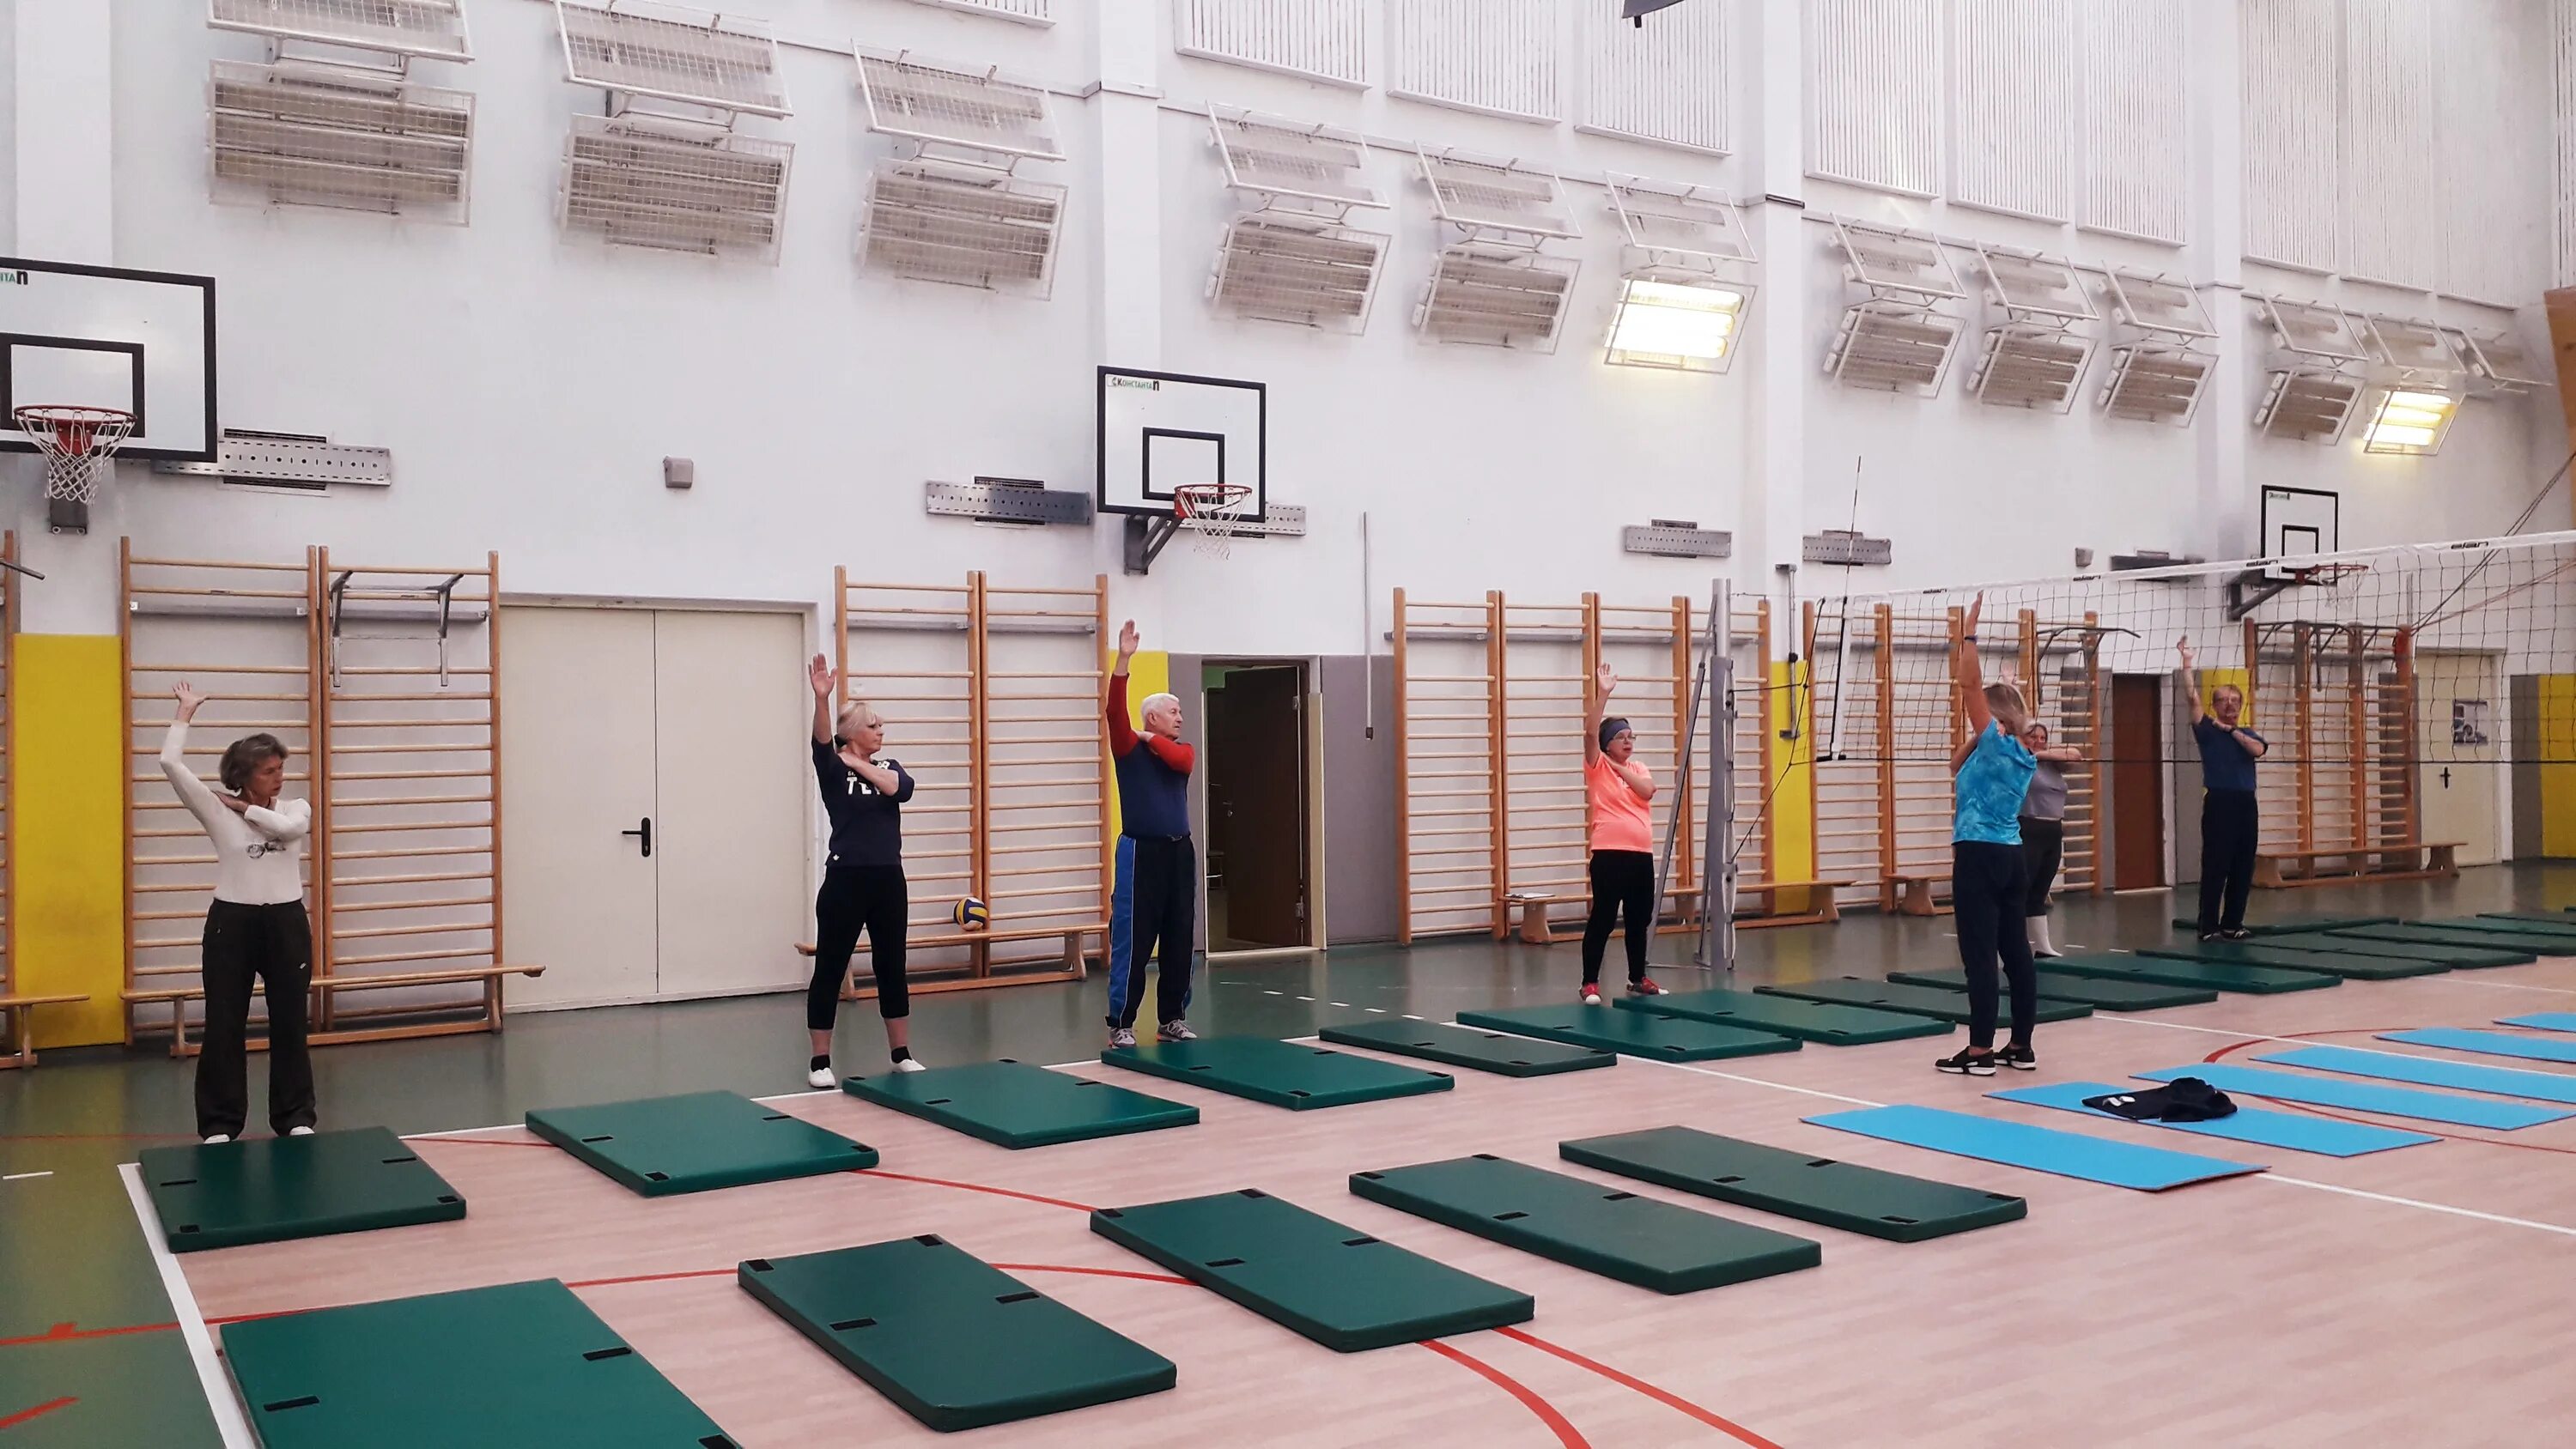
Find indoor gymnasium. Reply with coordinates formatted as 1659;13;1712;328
9;1;2576;1445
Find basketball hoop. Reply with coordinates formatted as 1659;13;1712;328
1172;482;1254;558
2287;561;2369;588
14;404;134;506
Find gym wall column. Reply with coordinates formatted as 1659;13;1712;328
11;0;127;1046
2184;0;2252;555
1736;0;1808;601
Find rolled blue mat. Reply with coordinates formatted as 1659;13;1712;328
1803;1104;2263;1191
2379;1027;2576;1066
2254;1045;2576;1106
2497;1013;2576;1034
1990;1081;2434;1158
2137;1064;2573;1130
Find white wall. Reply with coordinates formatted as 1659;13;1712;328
3;0;2563;651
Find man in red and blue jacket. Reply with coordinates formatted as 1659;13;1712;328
1103;620;1198;1049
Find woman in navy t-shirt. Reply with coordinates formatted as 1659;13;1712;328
1938;594;2041;1077
805;654;921;1087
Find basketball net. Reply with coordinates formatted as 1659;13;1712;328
1173;482;1253;559
15;405;134;506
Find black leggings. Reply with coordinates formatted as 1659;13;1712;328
2196;790;2259;934
1581;850;1656;985
811;864;908;1031
2018;816;2064;918
1953;840;2038;1051
197;900;318;1140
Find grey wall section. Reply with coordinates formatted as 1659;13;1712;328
1320;653;1398;944
1168;652;1210;954
2510;676;2547;858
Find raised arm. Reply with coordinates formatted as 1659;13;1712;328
1585;662;1613;763
159;683;229;834
2034;745;2084;764
810;653;837;746
1104;620;1140;757
1951;595;1992;772
2176;637;2204;723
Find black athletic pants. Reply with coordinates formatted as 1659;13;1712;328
197;900;317;1140
1109;834;1197;1030
1581;849;1656;986
1953;841;2038;1051
2018;816;2064;918
2196;790;2259;935
811;863;908;1030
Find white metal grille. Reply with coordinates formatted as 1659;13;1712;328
1807;0;1941;195
902;0;1052;25
1420;152;1578;240
860;161;1066;297
1388;0;1559;124
2340;0;2439;289
1577;0;1728;155
1212;112;1381;210
2560;0;2576;285
1210;215;1387;330
1175;0;1368;87
210;60;473;220
554;0;790;118
560;116;792;263
857;52;1063;162
2240;0;2341;271
209;0;473;61
2079;0;2186;243
1950;0;2076;221
1415;247;1577;350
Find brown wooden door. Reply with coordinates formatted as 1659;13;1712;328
2109;674;2166;889
1206;664;1308;946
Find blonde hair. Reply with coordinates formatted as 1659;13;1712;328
1983;682;2028;723
836;700;878;736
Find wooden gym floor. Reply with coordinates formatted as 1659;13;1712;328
6;864;2575;1446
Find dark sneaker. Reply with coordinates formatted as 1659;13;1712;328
2219;927;2254;942
1625;977;1666;997
1935;1048;1997;1076
1994;1044;2038;1072
2197;931;2221;943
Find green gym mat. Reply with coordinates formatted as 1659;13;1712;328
738;1235;1176;1430
2413;915;2576;943
526;1091;877;1197
1099;1035;1454;1109
2257;931;2532;968
137;1127;464;1253
1753;978;2093;1025
2166;913;2391;936
1455;1003;1800;1060
1090;1188;1532;1351
2038;954;2338;995
1316;1020;1615;1077
2134;942;2448;980
1349;1155;1820;1294
220;1278;734;1448
1616;987;1952;1045
1886;967;2215;1011
2479;911;2576;932
1558;1126;2026;1242
2333;923;2576;956
842;1060;1198;1149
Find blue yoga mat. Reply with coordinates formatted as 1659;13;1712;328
2138;1064;2574;1130
1802;1104;2263;1191
2379;1027;2576;1065
2254;1045;2576;1106
1990;1081;2434;1158
2497;1013;2576;1034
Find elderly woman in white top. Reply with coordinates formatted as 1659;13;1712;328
164;682;318;1144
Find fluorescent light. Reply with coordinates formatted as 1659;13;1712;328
1607;278;1745;371
2360;389;2458;455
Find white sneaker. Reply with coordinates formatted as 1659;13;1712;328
203;1134;233;1146
287;1126;316;1137
1108;1028;1138;1050
893;1058;927;1074
2026;917;2062;959
1157;1020;1198;1043
806;1064;836;1089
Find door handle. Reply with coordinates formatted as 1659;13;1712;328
621;817;653;858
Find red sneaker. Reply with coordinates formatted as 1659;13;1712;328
1625;977;1666;997
1580;982;1603;1006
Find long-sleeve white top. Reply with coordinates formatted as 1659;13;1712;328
160;718;310;906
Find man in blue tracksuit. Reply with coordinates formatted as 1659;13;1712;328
1103;620;1198;1049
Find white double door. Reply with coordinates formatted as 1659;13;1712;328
501;605;811;1009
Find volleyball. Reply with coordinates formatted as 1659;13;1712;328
951;895;991;930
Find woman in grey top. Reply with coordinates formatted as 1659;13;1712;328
2016;722;2082;958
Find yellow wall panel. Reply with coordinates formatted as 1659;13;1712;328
13;634;126;1046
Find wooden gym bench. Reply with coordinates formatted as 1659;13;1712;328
122;963;545;1058
2255;841;2463;889
796;922;1103;997
0;992;94;1070
1889;872;1953;918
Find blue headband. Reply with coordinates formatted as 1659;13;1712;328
1599;717;1632;749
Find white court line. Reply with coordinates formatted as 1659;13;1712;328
1401;1014;1425;1021
1364;1007;1388;1014
3;1169;56;1181
2261;1175;2576;1238
2422;977;2576;995
411;1059;1109;1141
2092;1016;2438;1059
1435;1019;1890;1107
1328;1002;1351;1008
118;1162;257;1449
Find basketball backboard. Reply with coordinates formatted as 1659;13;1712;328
2259;485;2339;582
1096;367;1265;522
1;258;217;462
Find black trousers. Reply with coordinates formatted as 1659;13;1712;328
197;900;317;1140
1953;841;2038;1051
1109;834;1196;1029
2196;791;2260;934
1581;850;1656;985
811;863;908;1031
2018;816;2065;918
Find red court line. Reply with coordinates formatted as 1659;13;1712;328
0;1397;77;1430
407;1135;553;1149
2201;1028;2576;1158
1493;1325;1783;1449
0;1322;176;1351
991;1263;1193;1287
853;1167;1098;1213
1422;1340;1590;1449
569;1268;737;1290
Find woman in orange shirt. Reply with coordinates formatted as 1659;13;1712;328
1580;663;1665;1004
